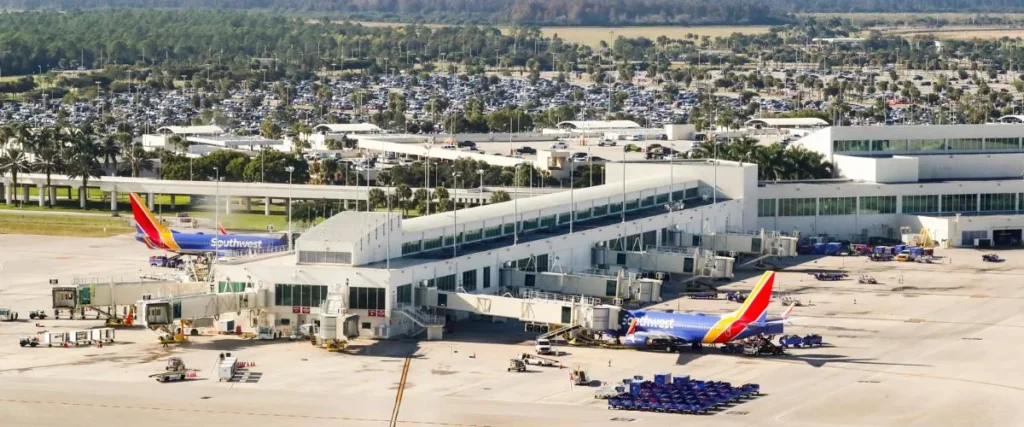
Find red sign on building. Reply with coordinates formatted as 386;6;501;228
301;307;310;314
292;306;300;313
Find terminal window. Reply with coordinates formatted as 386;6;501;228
980;193;1016;212
902;195;939;214
397;284;412;305
483;267;491;288
462;270;477;291
275;284;329;308
819;197;856;216
777;198;817;217
348;287;385;310
859;196;896;215
984;137;1020;150
757;199;776;217
435;275;456;291
941;194;978;213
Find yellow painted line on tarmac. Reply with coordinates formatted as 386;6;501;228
391;356;412;427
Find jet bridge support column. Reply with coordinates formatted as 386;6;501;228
264;198;271;216
224;197;232;215
37;184;44;207
147;192;155;210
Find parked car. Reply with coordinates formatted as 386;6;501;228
515;146;537;155
550;142;568;149
598;140;617;147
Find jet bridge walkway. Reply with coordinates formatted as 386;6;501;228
427;288;620;332
51;281;209;320
137;290;269;329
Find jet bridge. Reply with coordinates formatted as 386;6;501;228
592;246;734;279
51;280;209;319
137;290;269;328
425;288;621;332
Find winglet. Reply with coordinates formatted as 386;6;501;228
781;303;795;321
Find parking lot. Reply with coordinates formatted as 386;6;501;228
2;235;1024;426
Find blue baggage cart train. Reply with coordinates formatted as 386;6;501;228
607;373;761;415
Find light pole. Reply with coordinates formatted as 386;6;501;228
569;158;575;234
477;169;485;190
452;172;461;260
213;167;220;235
423;143;432;215
514;164;520;245
286;166;295;250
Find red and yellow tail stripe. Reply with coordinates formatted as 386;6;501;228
701;271;776;344
129;193;180;251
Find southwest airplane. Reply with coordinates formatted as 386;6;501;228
130;192;288;255
614;271;792;351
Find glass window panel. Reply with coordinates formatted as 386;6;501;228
907;139;945;151
859;196;896;214
901;195;939;214
946;138;983;151
984;137;1019;150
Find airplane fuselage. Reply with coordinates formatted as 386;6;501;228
135;231;287;255
615;310;784;347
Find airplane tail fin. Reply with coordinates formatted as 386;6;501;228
732;271;776;325
218;222;228;235
129;193;178;250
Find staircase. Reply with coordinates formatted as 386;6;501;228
394;304;446;328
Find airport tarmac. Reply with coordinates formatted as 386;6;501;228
2;234;1024;426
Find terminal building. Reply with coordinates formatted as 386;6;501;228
41;122;1024;342
207;159;793;338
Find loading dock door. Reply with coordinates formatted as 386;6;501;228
993;229;1022;247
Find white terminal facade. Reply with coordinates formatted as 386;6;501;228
209;122;1024;337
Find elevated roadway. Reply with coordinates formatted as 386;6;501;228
0;173;562;211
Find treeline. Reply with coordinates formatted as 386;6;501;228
2;0;792;25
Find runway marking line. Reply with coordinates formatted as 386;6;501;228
391;356;413;427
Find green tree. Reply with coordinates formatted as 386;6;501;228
0;148;31;203
368;188;387;210
64;131;103;209
489;190;511;203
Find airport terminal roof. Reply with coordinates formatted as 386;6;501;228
298;211;391;245
156;125;224;135
555;120;641;130
186;135;283;147
401;175;694;234
745;118;828;128
314;123;383;133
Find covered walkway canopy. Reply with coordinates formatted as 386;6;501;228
313;123;383;134
555;120;641;131
155;125;225;135
745;118;828;129
997;115;1024;124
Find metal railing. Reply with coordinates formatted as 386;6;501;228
522;289;600;306
394;304;446;327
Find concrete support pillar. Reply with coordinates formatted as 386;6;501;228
225;197;231;215
169;194;176;209
1;183;8;205
147;192;155;210
79;187;87;209
37;184;45;207
264;198;271;216
22;185;30;205
245;197;252;213
109;185;118;211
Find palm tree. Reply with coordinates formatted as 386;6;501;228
100;134;121;174
0;148;31;204
122;141;154;178
489;190;511;204
395;183;412;214
28;126;66;207
64;132;103;209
